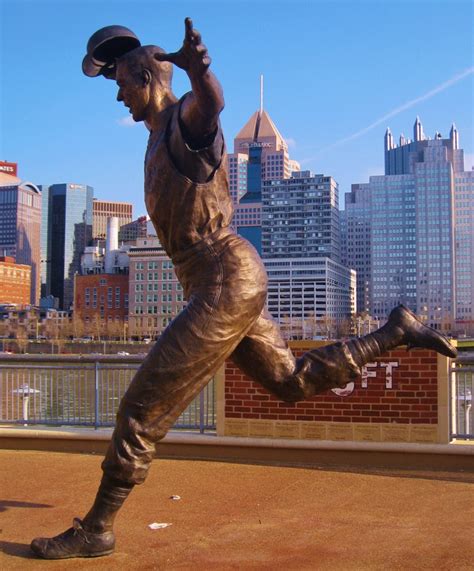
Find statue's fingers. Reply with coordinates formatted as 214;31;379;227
191;29;202;45
196;44;207;55
184;17;194;38
184;17;202;45
154;51;179;64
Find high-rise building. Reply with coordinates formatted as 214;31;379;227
341;183;371;314
0;163;41;304
41;183;93;310
230;108;297;183
261;171;353;336
345;118;473;332
454;167;474;335
92;199;133;240
236;144;265;253
265;257;356;339
39;184;50;301
384;118;464;175
228;104;300;252
227;153;248;205
262;170;341;261
226;95;354;335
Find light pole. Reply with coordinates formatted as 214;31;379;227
12;384;40;426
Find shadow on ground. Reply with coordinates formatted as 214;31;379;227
184;456;474;484
0;541;36;560
0;500;52;513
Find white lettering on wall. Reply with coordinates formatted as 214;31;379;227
331;361;401;397
361;363;377;388
380;362;399;389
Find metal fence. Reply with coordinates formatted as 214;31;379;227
0;356;216;432
451;354;473;440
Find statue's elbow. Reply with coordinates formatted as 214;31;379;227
217;93;225;115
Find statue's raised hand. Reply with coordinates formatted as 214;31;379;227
155;18;211;76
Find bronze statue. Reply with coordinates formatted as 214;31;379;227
31;18;457;559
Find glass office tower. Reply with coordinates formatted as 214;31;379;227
42;183;93;310
345;118;472;332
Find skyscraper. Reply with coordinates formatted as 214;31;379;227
261;170;353;336
0;162;41;304
341;183;371;314
454;164;474;335
345;118;473;333
41;183;93;310
228;102;300;252
262;171;341;261
236;144;264;253
226;94;353;337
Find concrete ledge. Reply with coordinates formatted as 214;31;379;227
1;426;473;472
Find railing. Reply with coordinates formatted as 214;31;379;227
0;355;216;432
451;353;473;440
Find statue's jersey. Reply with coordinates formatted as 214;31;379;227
144;96;234;261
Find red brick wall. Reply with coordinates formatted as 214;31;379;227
224;347;438;425
0;261;31;305
74;274;129;321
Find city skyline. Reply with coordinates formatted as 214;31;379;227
2;0;473;216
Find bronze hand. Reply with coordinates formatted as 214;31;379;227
155;17;211;78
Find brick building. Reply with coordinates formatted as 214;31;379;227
0;256;31;305
74;273;129;337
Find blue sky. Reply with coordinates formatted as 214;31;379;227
1;0;473;216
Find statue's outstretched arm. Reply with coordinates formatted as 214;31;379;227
155;17;224;148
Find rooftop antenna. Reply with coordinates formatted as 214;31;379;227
260;74;264;114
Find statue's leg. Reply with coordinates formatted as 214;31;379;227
232;305;457;402
31;241;268;559
230;309;355;401
344;304;457;366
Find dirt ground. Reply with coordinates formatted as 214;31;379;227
1;449;473;570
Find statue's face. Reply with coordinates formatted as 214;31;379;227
115;60;150;123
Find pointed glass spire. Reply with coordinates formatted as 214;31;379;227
414;116;424;141
384;127;394;150
450;123;459;149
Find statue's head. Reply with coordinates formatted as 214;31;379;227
115;46;174;123
82;25;141;79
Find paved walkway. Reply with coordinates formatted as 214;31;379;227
1;450;473;570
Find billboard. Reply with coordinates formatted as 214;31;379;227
0;161;18;176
